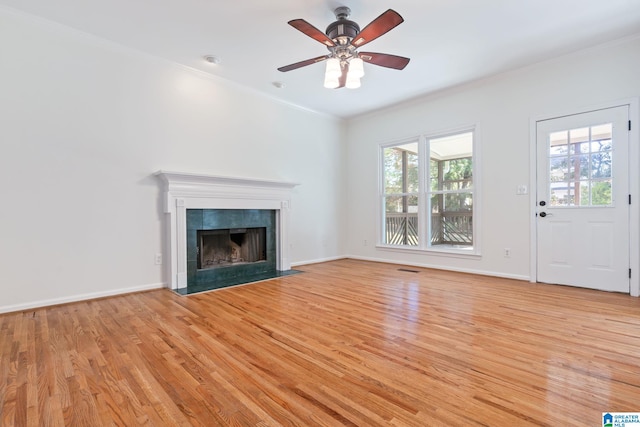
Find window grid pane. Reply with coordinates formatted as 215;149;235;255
383;142;419;246
548;123;613;207
428;133;474;247
384;196;418;246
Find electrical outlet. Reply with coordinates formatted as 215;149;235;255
155;253;162;265
504;248;511;258
363;239;368;246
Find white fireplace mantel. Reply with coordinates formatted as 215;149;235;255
156;171;299;290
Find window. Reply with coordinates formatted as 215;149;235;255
428;132;474;249
548;124;612;206
380;129;477;253
382;141;419;246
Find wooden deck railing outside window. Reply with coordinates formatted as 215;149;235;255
385;212;472;246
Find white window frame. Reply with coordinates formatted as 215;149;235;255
378;126;481;257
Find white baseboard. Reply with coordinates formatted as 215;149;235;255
0;282;167;314
344;255;531;282
291;255;346;267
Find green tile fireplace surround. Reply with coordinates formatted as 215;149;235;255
180;208;298;294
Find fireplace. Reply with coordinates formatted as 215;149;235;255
156;171;299;292
198;228;266;269
186;208;277;289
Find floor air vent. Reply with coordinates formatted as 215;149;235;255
397;268;420;273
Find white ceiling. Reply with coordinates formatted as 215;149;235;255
3;0;640;119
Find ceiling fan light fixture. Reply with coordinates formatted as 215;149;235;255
324;74;340;89
325;57;341;79
348;57;365;79
345;74;361;89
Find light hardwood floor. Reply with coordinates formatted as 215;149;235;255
1;259;639;426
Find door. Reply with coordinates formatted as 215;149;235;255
536;106;629;292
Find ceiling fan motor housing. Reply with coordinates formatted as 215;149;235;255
326;19;360;42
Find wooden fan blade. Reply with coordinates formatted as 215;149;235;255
278;55;329;72
359;52;410;70
288;19;336;47
351;9;404;48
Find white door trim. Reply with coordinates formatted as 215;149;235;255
529;97;640;296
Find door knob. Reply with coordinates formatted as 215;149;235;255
539;212;547;217
539;201;546;206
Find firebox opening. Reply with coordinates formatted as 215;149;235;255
197;227;267;270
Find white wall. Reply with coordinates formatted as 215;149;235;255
346;34;640;280
3;8;638;313
0;8;347;313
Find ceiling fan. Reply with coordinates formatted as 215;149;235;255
277;7;410;89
